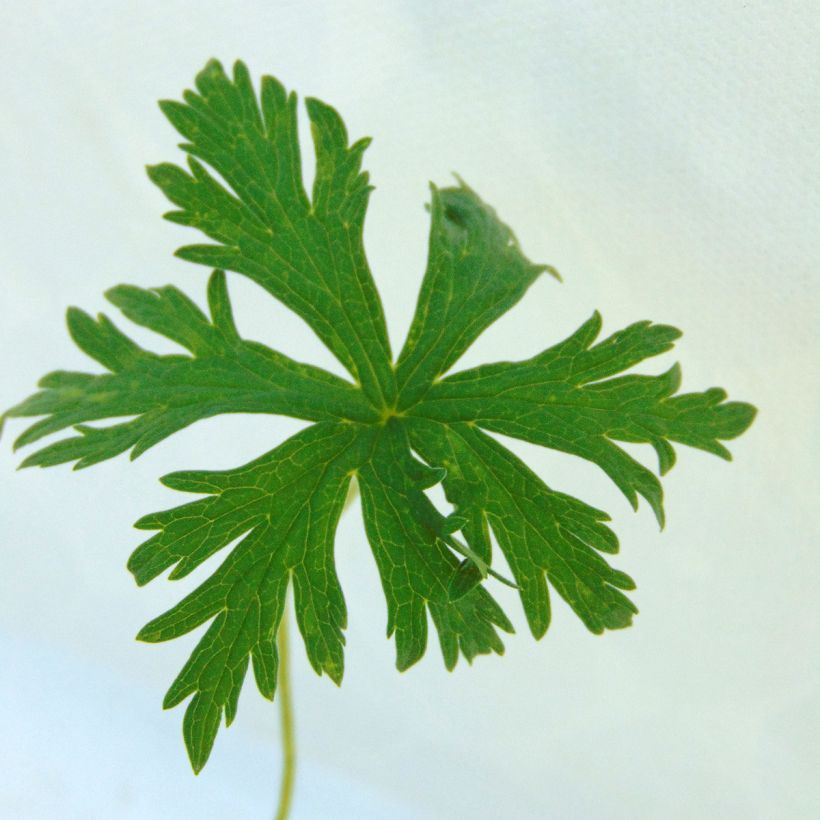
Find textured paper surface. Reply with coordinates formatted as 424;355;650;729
1;2;817;818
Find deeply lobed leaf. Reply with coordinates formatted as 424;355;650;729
4;271;375;469
396;177;559;407
409;312;756;525
357;419;513;671
408;419;634;638
134;422;361;771
2;59;755;773
149;59;395;409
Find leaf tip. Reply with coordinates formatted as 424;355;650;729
729;401;758;439
450;171;471;192
144;163;163;184
135;624;158;643
189;757;206;776
530;621;550;641
542;263;562;282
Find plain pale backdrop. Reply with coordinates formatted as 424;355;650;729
1;2;818;818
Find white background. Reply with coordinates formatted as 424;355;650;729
1;2;818;818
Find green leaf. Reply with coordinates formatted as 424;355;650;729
133;422;362;771
408;312;756;526
357;419;513;671
4;270;375;469
408;419;633;638
3;59;756;772
149;59;395;409
396;177;559;407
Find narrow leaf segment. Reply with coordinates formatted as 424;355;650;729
2;59;756;772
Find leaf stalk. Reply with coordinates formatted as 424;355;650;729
275;607;296;820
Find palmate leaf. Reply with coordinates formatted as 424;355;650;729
3;58;756;772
